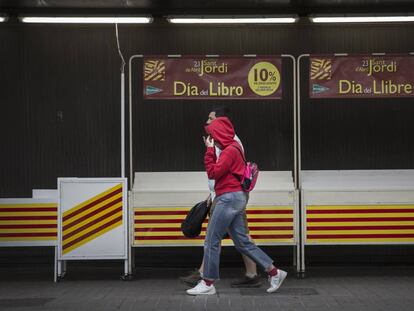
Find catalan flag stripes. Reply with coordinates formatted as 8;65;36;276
62;184;123;254
134;206;294;246
306;205;414;243
0;203;57;242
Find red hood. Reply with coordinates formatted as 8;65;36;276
205;117;236;148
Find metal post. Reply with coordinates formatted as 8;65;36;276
128;55;143;278
297;54;310;274
297;54;309;188
282;54;297;189
282;54;298;273
128;55;143;190
121;72;125;178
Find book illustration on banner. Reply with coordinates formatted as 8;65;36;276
144;60;166;81
310;58;332;80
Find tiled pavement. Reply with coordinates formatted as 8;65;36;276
0;265;413;310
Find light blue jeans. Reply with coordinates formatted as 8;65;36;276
203;191;274;280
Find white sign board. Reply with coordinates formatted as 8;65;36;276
58;178;128;260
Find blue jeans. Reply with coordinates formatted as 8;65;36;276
203;191;274;280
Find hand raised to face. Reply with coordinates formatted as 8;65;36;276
203;135;215;148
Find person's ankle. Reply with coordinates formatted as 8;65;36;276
268;268;278;277
245;272;257;278
203;279;214;286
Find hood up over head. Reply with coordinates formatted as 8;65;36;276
205;117;236;148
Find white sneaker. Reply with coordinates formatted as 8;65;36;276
186;280;216;295
267;269;287;293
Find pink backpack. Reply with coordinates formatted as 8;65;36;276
231;145;259;192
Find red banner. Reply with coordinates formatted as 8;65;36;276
143;57;282;100
309;55;414;98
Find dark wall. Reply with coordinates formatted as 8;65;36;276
1;25;121;197
1;22;414;197
300;58;414;170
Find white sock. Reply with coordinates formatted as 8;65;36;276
245;272;257;278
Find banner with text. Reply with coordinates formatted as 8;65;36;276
143;57;282;100
309;55;414;98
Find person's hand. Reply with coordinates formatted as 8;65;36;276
203;135;214;148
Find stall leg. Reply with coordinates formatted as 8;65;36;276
298;191;306;278
121;259;133;281
297;191;306;278
293;246;297;267
295;242;301;273
131;247;135;270
298;245;306;278
129;195;135;273
54;246;58;282
294;190;303;276
56;260;66;281
128;245;133;275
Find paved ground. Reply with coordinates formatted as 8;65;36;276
0;265;413;310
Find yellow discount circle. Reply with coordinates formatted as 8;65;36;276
248;62;281;96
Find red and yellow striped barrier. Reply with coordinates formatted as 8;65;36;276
306;205;414;243
62;184;123;254
134;206;294;246
0;202;57;243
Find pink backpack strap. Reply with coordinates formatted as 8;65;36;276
229;144;247;182
229;143;247;164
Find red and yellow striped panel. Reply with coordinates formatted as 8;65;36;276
0;203;57;242
134;206;294;246
62;184;123;254
306;205;414;243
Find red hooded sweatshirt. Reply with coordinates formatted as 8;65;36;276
204;117;245;197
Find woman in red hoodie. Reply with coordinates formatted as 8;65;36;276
186;117;287;295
